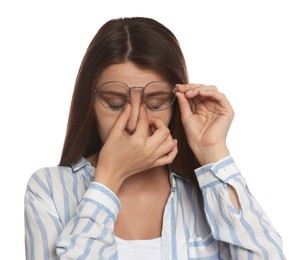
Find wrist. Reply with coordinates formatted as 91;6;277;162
94;168;124;195
193;144;230;165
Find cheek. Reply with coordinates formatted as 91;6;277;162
95;108;119;143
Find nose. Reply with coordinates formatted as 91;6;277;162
125;90;143;134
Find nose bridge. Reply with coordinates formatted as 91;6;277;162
129;86;144;101
130;86;144;91
129;86;144;105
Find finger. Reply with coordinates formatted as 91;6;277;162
148;117;169;134
176;84;218;93
148;117;165;131
176;92;194;122
134;104;149;137
184;86;219;99
188;88;233;111
111;104;132;133
148;117;171;143
156;135;176;156
154;139;178;166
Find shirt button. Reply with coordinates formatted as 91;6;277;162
218;168;227;176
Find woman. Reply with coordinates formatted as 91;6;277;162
25;17;284;259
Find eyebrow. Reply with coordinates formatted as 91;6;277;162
145;91;171;97
100;90;128;97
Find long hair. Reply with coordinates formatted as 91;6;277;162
60;17;200;186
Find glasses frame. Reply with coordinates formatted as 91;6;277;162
94;80;177;111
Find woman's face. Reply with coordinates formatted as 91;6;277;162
94;61;173;143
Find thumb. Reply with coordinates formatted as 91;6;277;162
176;92;194;122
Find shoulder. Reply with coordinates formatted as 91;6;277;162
25;165;71;198
24;160;92;218
25;158;95;224
25;157;93;197
27;164;71;185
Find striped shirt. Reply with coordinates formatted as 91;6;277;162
25;156;284;259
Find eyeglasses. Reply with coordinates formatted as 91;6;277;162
94;81;176;111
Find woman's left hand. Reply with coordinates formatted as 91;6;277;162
176;84;234;165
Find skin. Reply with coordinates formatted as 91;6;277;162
175;84;239;212
90;61;239;240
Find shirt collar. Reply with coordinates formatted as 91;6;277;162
70;157;91;172
169;171;190;190
70;157;190;187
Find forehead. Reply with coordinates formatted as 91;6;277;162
97;61;166;86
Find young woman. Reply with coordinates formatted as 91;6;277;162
25;17;284;259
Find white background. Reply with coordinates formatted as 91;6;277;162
0;1;298;259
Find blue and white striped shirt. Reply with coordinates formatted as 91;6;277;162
25;156;284;259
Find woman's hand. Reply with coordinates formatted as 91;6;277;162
94;104;178;195
176;84;234;165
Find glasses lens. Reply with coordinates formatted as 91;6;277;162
144;82;175;111
97;82;128;111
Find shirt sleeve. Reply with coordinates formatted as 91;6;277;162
25;170;120;260
195;156;284;260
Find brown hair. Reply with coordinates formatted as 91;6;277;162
60;17;200;186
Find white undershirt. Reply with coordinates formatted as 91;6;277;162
115;236;162;260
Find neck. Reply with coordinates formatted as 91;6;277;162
119;166;170;194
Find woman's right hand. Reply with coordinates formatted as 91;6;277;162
93;104;177;195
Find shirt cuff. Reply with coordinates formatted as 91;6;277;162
195;156;241;190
